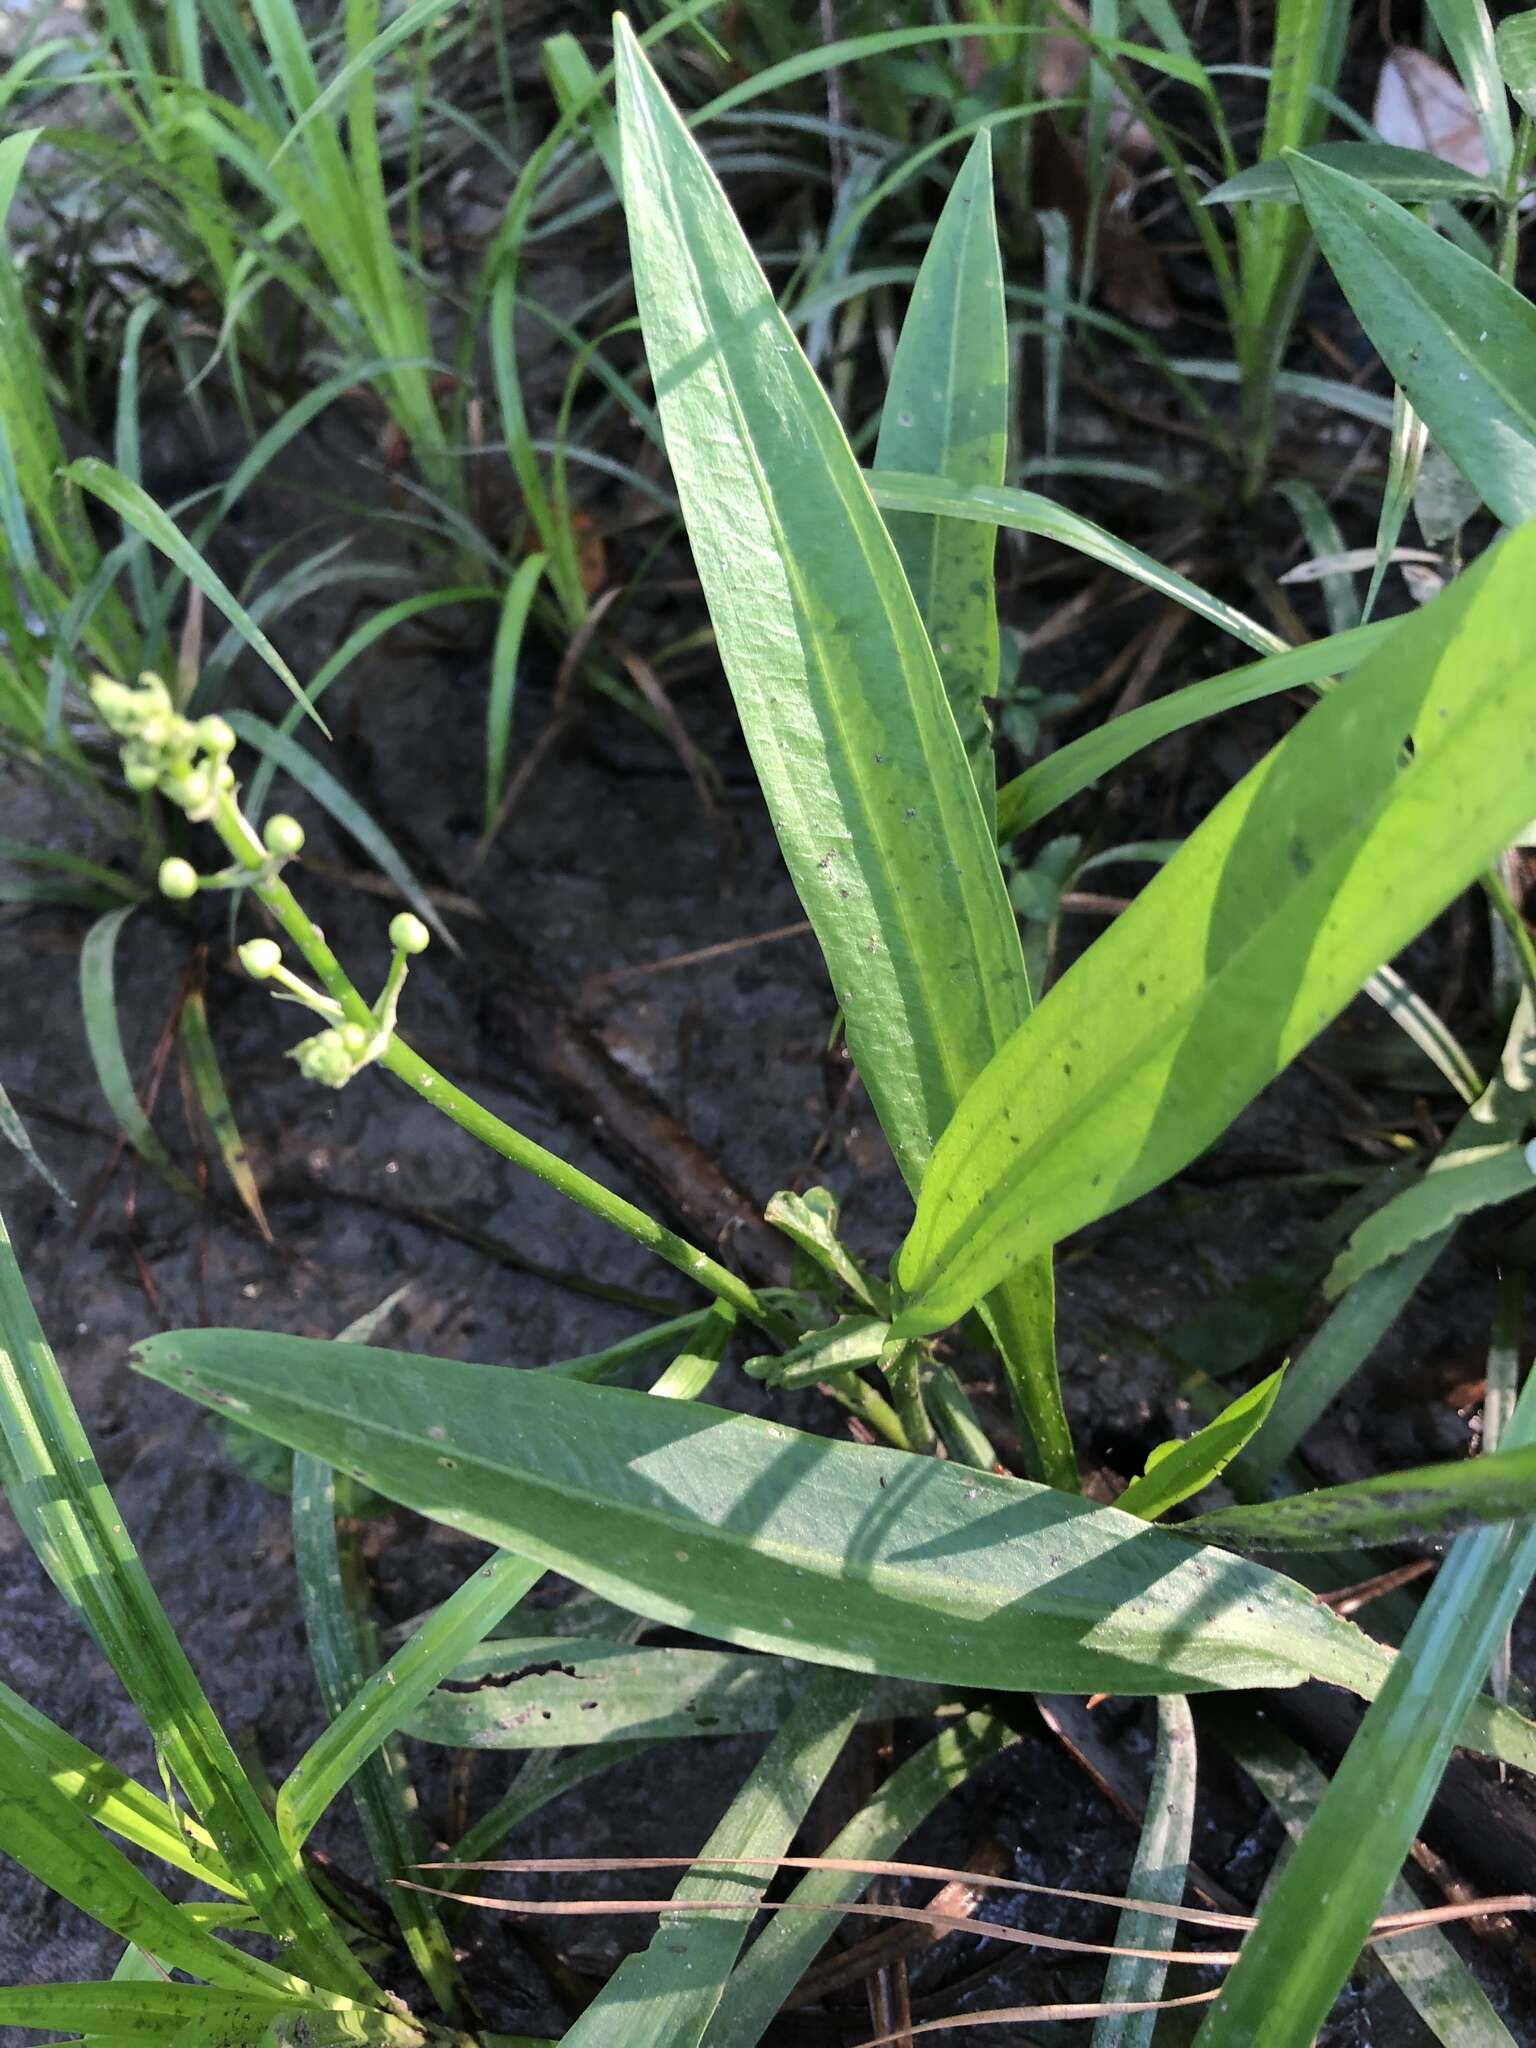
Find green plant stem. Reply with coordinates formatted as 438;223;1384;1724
1496;114;1533;284
1484;867;1536;995
379;1035;794;1343
208;788;796;1347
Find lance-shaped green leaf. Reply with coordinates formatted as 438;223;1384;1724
1116;1368;1285;1521
873;133;1007;821
1207;141;1499;206
994;620;1395;839
1325;1141;1536;1299
894;525;1536;1335
1188;1441;1536;1552
612;22;1069;1482
1498;7;1536;119
1286;153;1536;528
0;1983;316;2040
400;1635;939;1748
128;1329;1536;1768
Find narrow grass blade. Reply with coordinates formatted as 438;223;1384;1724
614;21;1068;1482
0;1984;313;2038
0;1077;72;1204
1286;153;1536;526
278;1550;542;1851
557;1668;868;2048
129;1327;1536;1766
1364;963;1481;1104
701;1711;1018;2047
225;712;454;950
483;552;547;835
178;987;271;1240
79;909;195;1195
293;1454;462;2017
1092;1696;1196;2048
1238;0;1347;338
866;473;1284;658
66;459;321;725
873;133;1006;820
0;1703;299;1993
1278;479;1357;634
1190;1441;1536;1551
0;1213;376;1999
1426;0;1513;188
995;622;1394;839
1116;1369;1285;1521
0;1678;237;1897
1209;1706;1519;2046
1193;1371;1536;2044
401;1636;936;1748
896;526;1536;1335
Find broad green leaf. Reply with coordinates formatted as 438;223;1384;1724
866;472;1283;659
1496;6;1536;119
0;1679;237;1896
1189;1441;1536;1551
128;1328;1536;1766
1207;141;1498;205
1325;1140;1536;1298
558;1669;867;2047
895;526;1536;1335
744;1314;890;1389
1209;1706;1520;2047
613;22;1069;1482
79;909;195;1196
400;1635;938;1748
874;133;1007;820
1116;1368;1286;1521
763;1186;881;1310
701;1711;1018;2048
0;1212;375;2000
1287;153;1536;527
1194;1371;1536;2045
995;622;1394;839
1092;1695;1196;2048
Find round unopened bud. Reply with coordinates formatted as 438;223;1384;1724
136;671;172;709
388;912;430;956
339;1021;371;1056
263;813;305;858
169;765;212;814
195;715;235;755
123;748;161;792
158;857;200;901
239;938;283;980
89;675;143;736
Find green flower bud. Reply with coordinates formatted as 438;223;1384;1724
135;671;172;710
339;1021;371;1056
88;675;145;736
167;765;212;815
291;1028;355;1089
388;912;430;956
158;857;200;901
196;715;235;755
263;813;305;858
239;938;283;980
122;747;161;792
